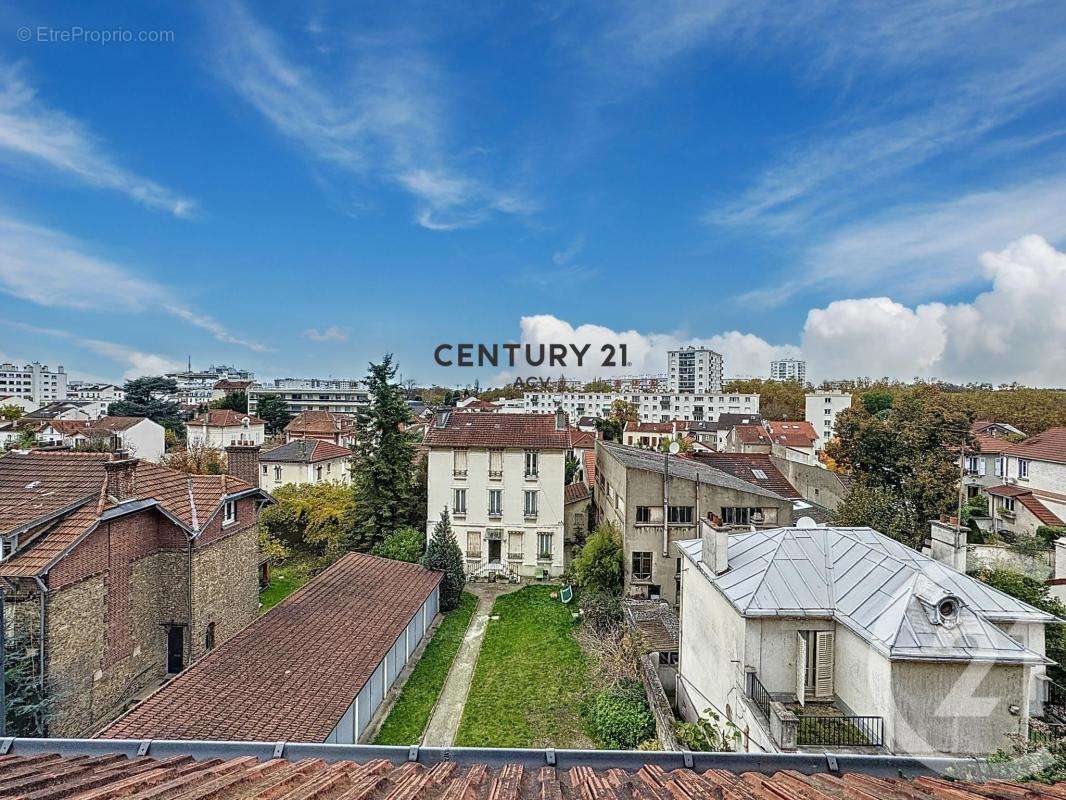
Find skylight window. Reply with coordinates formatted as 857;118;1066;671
752;469;768;480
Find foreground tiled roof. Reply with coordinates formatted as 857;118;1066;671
189;410;267;427
424;412;571;449
685;452;801;500
261;439;352;463
99;553;442;743
1;746;1062;800
0;451;110;533
1003;427;1066;464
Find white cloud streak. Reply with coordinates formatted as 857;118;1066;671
0;216;269;352
206;0;531;230
0;63;196;217
508;235;1066;387
303;325;349;343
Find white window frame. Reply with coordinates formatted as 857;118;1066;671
453;488;467;515
524;490;538;517
537;532;553;560
489;489;502;516
524;450;539;477
1019;459;1030;479
222;499;236;527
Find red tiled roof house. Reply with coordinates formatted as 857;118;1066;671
0;449;273;737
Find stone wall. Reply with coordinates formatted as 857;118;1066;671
770;455;848;511
190;523;260;663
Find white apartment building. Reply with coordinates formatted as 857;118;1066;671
676;519;1056;756
0;362;67;406
667;347;723;394
186;410;266;448
67;382;125;406
805;390;852;451
248;378;370;416
424;411;570;579
769;358;807;383
523;391;758;422
165;365;254;407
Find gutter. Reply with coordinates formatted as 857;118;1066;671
0;737;987;779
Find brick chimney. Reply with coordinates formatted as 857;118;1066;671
104;453;138;501
225;444;261;488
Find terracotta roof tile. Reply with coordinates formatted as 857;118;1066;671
565;482;590;504
99;553;442;743
283;410;357;436
569;428;596;449
189;410;267;427
0;451;110;533
2;749;1063;799
1004;427;1066;465
686;452;801;500
766;420;817;448
425;413;570;449
583;450;596;487
733;424;771;445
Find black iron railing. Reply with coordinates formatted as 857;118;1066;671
745;671;773;724
796;714;884;747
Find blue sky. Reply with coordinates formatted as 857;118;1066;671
1;1;1065;386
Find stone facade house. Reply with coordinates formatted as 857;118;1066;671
594;440;794;606
283;410;358;447
425;411;569;579
0;447;272;737
676;520;1056;756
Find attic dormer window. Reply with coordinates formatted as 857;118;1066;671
0;538;13;561
223;500;236;526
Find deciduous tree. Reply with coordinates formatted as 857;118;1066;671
255;394;292;435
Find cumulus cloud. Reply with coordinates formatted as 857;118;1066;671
0;215;269;352
498;314;799;383
504;235;1066;387
303;325;349;343
0;63;196;217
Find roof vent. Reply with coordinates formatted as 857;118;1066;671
25;480;41;491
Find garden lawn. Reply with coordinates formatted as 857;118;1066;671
454;585;593;748
258;556;314;613
373;592;478;745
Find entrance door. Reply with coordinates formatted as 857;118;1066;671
488;540;502;564
167;625;185;673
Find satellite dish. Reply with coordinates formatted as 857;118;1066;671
796;516;819;528
668;441;680;455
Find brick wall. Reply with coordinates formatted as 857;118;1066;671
40;498;261;736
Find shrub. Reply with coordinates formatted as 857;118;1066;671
579;589;622;634
588;679;655;749
675;708;742;752
421;509;465;611
571;522;624;595
372;527;425;563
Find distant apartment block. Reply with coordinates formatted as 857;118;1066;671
523;391;758;422
0;361;67;406
667;347;723;393
248;378;370;416
769;358;807;383
164;365;254;407
805;390;852;451
67;381;125;406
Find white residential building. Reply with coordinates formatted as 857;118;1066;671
259;439;352;493
67;382;125;406
523;391;758;422
165;365;254;407
0;396;38;415
248;378;370;416
424;411;570;579
91;417;166;462
676;520;1056;756
805;390;852;451
769;358;807;383
186;410;266;448
668;347;723;394
0;362;67;406
986;427;1066;536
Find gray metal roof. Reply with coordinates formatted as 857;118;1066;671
600;441;786;502
677;526;1056;664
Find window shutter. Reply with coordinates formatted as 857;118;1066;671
814;631;834;699
795;633;807;707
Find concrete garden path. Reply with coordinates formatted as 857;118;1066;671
421;582;517;746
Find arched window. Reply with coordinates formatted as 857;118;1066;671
205;621;216;651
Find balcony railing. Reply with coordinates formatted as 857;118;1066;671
795;714;884;747
745;670;772;724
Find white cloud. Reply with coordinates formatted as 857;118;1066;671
506;236;1066;387
303;325;349;343
206;0;530;230
0;63;196;217
739;176;1066;306
0;215;269;352
498;314;798;383
1;320;183;380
